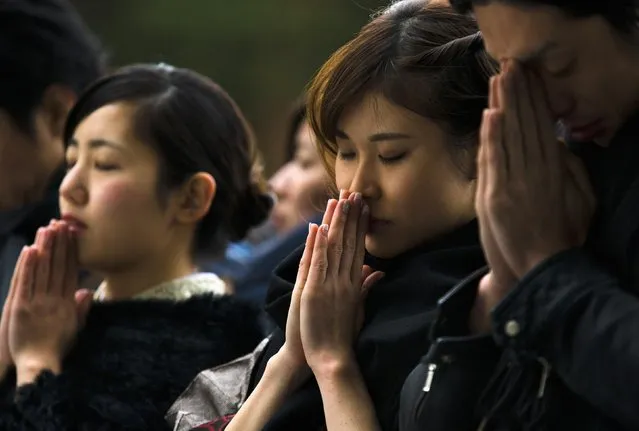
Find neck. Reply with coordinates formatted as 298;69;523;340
99;249;196;300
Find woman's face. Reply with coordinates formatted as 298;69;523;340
335;93;476;259
269;121;328;234
59;102;186;271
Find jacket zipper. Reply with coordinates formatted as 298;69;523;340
412;362;440;422
422;363;437;392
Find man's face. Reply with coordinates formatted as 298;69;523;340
0;108;64;211
474;2;639;144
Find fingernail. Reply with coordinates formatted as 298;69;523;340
320;224;329;235
362;204;369;217
354;193;362;204
342;200;351;214
308;222;312;232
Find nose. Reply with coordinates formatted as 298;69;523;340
348;159;380;202
269;162;294;200
540;73;575;120
59;164;88;208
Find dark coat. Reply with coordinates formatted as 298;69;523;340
400;114;639;431
0;294;265;430
251;221;485;431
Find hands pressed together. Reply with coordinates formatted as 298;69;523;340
471;60;597;333
275;190;384;383
0;220;92;386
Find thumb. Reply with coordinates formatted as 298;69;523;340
74;289;93;329
360;265;374;284
362;271;384;294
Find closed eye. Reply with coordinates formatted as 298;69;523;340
379;153;406;164
95;162;120;171
337;151;356;161
547;58;576;78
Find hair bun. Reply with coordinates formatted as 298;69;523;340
229;184;274;242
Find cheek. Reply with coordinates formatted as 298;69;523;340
390;163;456;216
93;179;156;217
334;162;353;191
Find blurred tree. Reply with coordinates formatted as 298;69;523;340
70;0;388;175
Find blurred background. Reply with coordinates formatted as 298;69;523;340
70;0;388;175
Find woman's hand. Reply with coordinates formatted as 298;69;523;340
275;199;339;377
10;221;90;386
300;193;383;376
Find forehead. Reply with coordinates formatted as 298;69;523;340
295;122;315;150
473;2;569;61
339;93;436;134
73;103;138;145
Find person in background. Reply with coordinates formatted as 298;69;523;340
177;1;492;429
0;0;104;305
400;0;639;430
207;101;330;304
0;64;269;430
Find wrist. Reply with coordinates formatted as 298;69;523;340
470;273;514;335
310;353;358;384
469;297;493;335
16;355;61;386
267;352;311;393
521;247;569;277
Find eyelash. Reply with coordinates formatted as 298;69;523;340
65;161;119;172
548;59;576;78
337;151;407;164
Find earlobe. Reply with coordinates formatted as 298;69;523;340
176;173;216;224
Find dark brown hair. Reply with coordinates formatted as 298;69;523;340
64;64;272;256
307;0;497;182
451;0;639;34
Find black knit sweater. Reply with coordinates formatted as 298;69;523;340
0;294;264;430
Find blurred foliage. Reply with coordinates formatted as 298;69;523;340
70;0;388;174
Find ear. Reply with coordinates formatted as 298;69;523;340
38;84;77;140
173;172;216;224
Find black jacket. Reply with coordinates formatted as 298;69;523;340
0;294;264;430
400;114;639;431
250;221;484;431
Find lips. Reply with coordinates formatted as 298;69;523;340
61;214;88;232
368;217;391;233
565;119;604;142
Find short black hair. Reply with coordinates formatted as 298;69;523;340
0;0;105;132
64;64;273;256
451;0;639;34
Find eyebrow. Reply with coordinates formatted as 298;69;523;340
335;130;412;143
68;138;125;152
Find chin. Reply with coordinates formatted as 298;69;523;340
76;243;108;272
365;236;399;260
